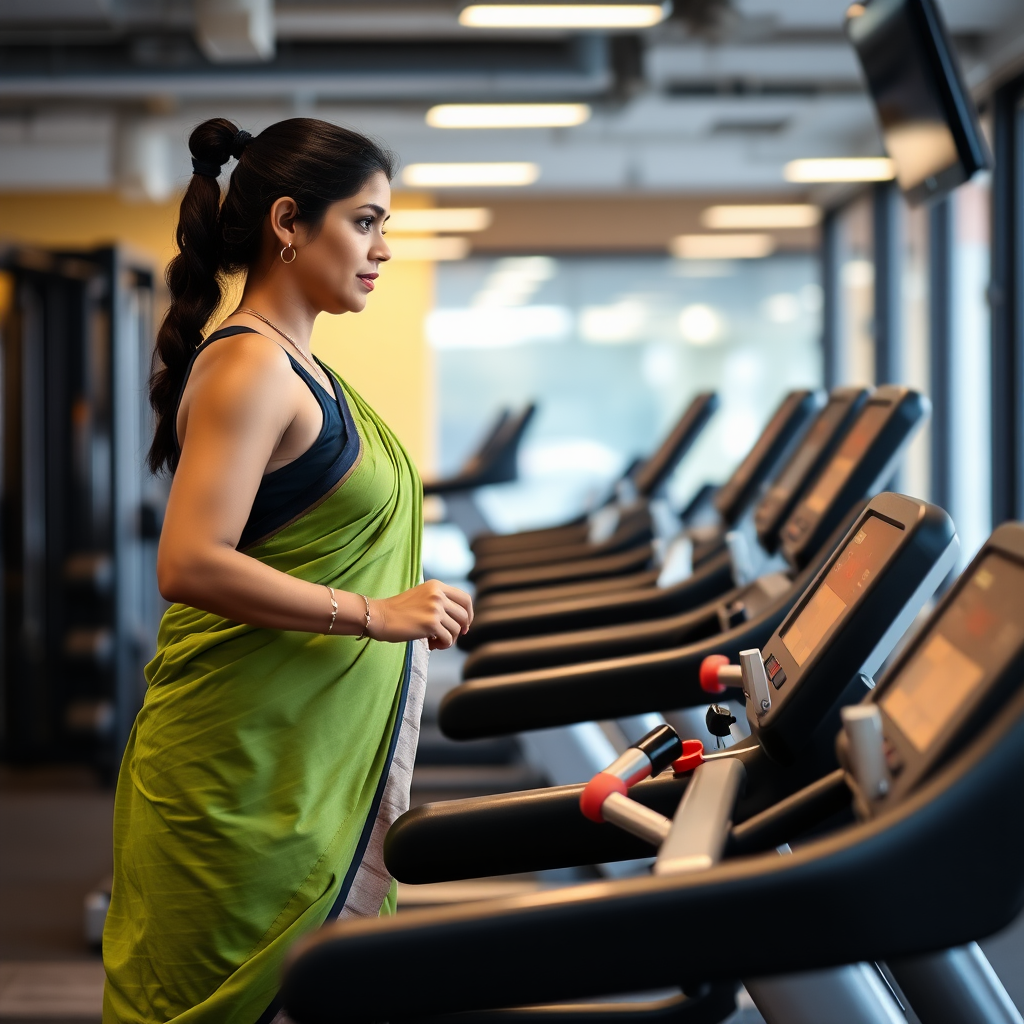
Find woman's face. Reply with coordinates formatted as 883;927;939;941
295;170;392;315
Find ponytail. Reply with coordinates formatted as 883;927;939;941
148;118;239;474
146;116;395;474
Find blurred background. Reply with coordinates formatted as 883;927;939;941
1;0;1024;1017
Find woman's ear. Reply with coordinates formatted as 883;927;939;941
268;196;301;248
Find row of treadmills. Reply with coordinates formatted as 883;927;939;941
278;385;1024;1024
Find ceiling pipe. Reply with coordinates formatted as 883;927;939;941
195;0;275;62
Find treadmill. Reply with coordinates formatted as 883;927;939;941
463;386;871;677
422;403;537;497
386;491;958;884
459;386;927;653
471;389;821;600
282;522;1024;1024
442;390;931;748
469;391;720;562
475;386;866;616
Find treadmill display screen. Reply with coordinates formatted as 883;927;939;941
803;404;891;514
761;401;846;510
782;514;904;665
881;554;1024;752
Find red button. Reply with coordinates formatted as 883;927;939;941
672;739;705;774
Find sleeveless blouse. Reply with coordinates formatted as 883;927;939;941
174;325;361;548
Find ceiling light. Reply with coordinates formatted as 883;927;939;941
387;237;471;261
387;208;493;233
459;3;669;29
701;204;821;230
670;234;776;260
402;162;540;187
678;304;724;345
427;103;591;129
784;157;896;183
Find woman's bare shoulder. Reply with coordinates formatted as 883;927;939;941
180;328;299;430
189;328;297;395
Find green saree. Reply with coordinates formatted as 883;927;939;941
102;369;423;1024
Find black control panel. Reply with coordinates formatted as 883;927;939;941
713;389;822;526
779;386;928;569
754;387;869;553
847;523;1024;809
750;492;956;764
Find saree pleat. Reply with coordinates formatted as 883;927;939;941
102;373;422;1024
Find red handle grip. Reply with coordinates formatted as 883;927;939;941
699;654;730;694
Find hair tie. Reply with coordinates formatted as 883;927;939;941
191;157;222;178
231;130;253;159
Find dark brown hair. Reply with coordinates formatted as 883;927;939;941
148;117;396;474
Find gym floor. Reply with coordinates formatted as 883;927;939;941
3;649;1023;1023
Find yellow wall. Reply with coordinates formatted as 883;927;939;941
0;191;436;472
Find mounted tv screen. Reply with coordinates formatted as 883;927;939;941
845;0;991;206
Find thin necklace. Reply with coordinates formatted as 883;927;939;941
237;307;332;391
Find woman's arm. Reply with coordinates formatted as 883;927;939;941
158;334;472;646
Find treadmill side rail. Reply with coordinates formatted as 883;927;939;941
654;758;746;876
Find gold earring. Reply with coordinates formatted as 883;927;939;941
280;243;296;264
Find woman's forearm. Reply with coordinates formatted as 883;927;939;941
159;544;368;634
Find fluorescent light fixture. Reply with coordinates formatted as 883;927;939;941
459;3;669;28
678;304;724;345
701;204;821;229
784;157;896;183
387;208;493;233
670;234;776;260
426;306;572;348
402;162;540;187
579;300;647;344
387;237;471;261
427;103;591;129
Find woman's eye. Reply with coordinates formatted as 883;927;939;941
358;217;374;230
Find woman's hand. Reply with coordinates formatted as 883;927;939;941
369;580;474;650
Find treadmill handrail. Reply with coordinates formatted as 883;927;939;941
441;586;791;739
459;550;735;651
282;699;1024;1024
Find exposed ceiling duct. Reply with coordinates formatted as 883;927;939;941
0;35;612;100
195;0;275;62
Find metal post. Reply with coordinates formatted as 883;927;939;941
990;76;1024;525
822;208;842;389
929;196;953;513
889;943;1023;1024
873;181;903;386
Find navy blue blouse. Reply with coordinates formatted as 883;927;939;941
174;325;360;548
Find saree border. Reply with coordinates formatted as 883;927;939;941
326;639;414;920
253;641;414;1024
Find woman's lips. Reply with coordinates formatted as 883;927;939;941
358;273;378;291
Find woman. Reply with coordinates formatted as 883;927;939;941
102;117;473;1024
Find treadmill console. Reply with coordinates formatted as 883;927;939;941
754;387;869;553
751;492;957;764
713;389;822;526
633;391;719;498
779;386;928;569
843;523;1024;811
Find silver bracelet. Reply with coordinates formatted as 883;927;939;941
358;594;371;640
325;585;338;634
